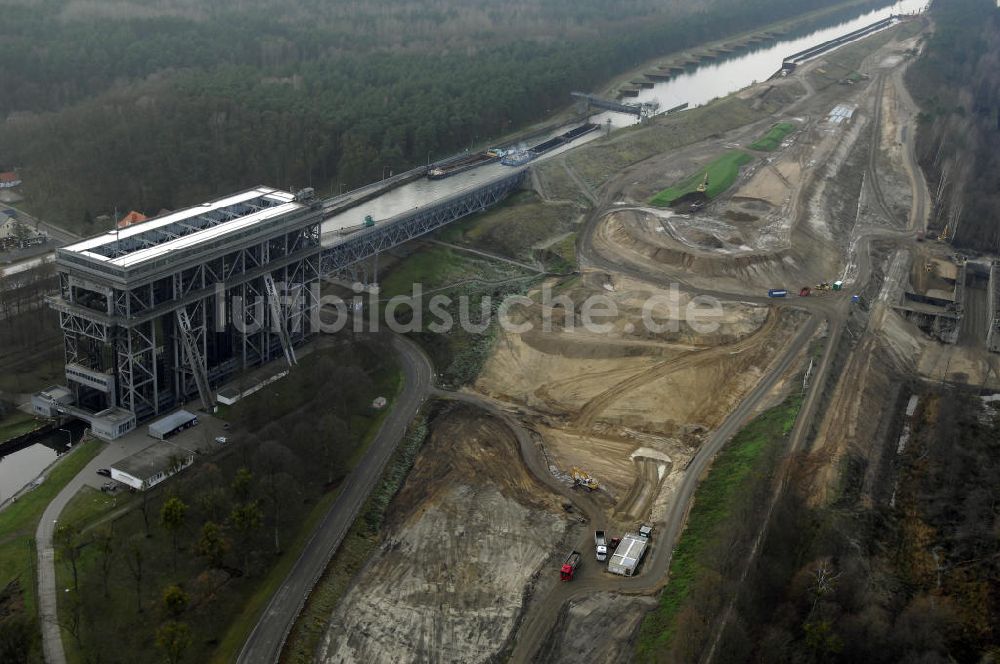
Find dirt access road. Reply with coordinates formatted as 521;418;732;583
505;24;931;663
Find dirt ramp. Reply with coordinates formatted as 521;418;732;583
318;405;571;664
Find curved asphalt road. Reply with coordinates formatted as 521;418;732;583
237;334;433;664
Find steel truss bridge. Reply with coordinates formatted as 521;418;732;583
320;169;526;275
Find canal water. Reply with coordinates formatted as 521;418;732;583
592;0;928;129
0;421;86;503
321;0;927;239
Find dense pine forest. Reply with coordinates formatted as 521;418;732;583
1;0;877;233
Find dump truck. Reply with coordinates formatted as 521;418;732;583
832;280;844;291
595;531;608;561
560;550;582;581
768;288;787;298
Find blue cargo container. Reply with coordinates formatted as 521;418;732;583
768;289;788;298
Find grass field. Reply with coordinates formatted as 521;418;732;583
0;411;43;442
649;151;753;207
0;439;103;615
635;395;801;660
749;121;796;151
58;486;119;532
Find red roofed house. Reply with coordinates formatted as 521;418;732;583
0;172;22;189
117;210;148;229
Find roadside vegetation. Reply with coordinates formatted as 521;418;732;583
636;394;802;662
649;151;754;207
48;337;400;664
749;121;796;151
0;439;103;663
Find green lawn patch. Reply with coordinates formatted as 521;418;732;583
748;121;796;151
0;439;103;616
649;151;753;207
0;411;43;442
635;395;802;661
58;486;119;532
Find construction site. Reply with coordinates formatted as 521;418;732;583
17;4;1000;663
311;12;1000;664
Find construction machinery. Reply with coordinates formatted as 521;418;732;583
560;550;582;581
696;172;710;193
938;223;950;242
572;467;599;491
799;286;812;297
815;282;832;291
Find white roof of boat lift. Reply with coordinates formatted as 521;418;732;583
62;187;302;269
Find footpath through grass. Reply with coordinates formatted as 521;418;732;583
649;151;753;207
635;395;802;661
749;121;796;151
0;439;103;615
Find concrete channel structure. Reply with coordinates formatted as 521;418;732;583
35;172;526;439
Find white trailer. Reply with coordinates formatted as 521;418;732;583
607;532;649;576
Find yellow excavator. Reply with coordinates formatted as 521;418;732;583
696;172;710;194
571;467;599;491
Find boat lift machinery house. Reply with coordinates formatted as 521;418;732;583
44;187;324;436
38;171;526;439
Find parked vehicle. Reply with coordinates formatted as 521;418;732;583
560;550;582;581
96;468;111;477
799;287;811;297
595;531;608;561
768;289;788;298
214;436;228;445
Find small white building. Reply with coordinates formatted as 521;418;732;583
110;441;194;491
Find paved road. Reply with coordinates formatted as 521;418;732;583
237;334;432;664
37;425;223;664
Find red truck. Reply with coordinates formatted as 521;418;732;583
799;286;811;297
560;550;582;581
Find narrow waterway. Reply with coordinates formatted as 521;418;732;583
0;421;86;503
321;0;927;240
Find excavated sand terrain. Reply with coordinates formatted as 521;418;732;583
318;405;570;663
